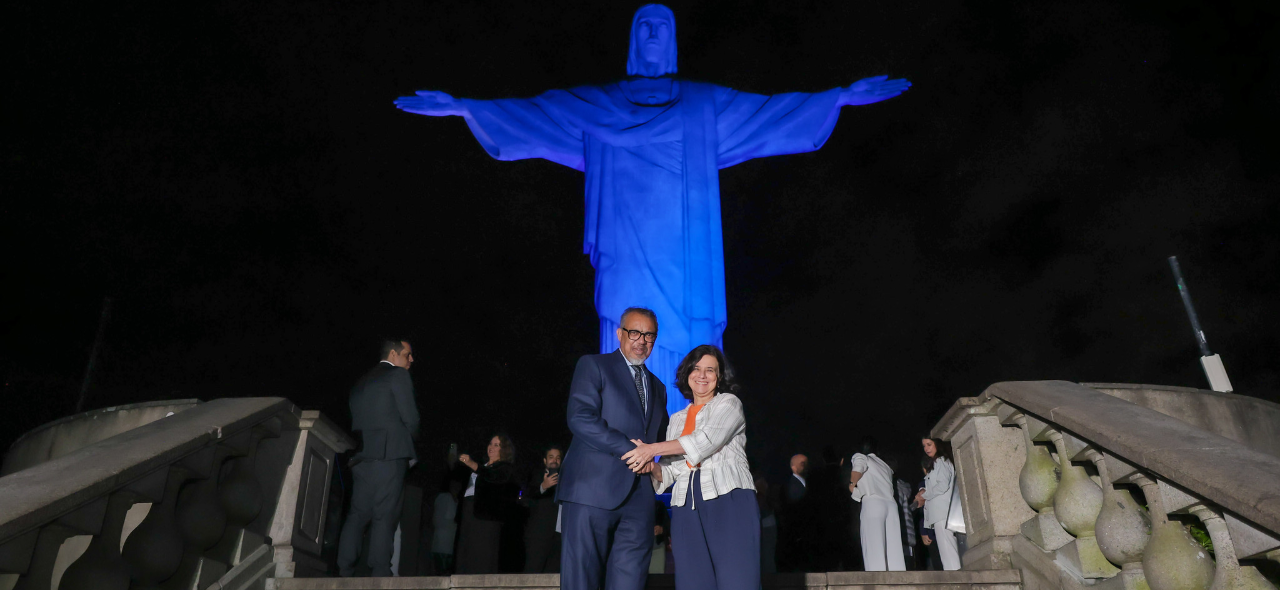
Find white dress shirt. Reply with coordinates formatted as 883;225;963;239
849;453;895;502
652;393;754;507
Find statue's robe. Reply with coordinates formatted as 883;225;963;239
461;80;842;413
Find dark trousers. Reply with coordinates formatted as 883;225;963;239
524;531;562;573
338;458;407;577
561;478;654;590
671;471;760;590
456;497;503;574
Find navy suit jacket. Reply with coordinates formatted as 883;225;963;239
558;350;668;510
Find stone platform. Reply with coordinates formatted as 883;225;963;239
267;570;1022;590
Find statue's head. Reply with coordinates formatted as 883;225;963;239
627;4;677;77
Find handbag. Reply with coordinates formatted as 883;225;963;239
945;471;966;534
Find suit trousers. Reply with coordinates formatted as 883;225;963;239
859;497;905;571
671;471;760;590
338;458;407;577
561;477;654;590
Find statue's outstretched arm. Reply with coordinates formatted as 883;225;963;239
837;75;912;106
394;90;470;117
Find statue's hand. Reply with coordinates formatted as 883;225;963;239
394;90;467;117
839;75;912;106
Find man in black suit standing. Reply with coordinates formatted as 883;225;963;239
524;445;564;573
338;338;420;577
779;453;811;572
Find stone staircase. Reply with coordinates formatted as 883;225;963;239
265;571;1022;590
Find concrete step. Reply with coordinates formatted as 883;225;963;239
267;569;1022;590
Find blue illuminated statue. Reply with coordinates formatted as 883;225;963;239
396;5;909;414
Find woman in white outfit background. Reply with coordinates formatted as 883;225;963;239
848;436;905;571
916;437;961;570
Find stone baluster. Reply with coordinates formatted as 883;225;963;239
58;492;136;590
160;445;237;590
1014;414;1071;551
1135;474;1214;590
1088;450;1149;590
11;525;76;590
121;465;196;589
1047;431;1117;579
206;426;273;569
1188;505;1278;590
221;426;270;528
11;495;108;590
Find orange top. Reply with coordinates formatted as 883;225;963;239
682;404;705;469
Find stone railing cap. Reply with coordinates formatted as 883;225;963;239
0;397;297;544
6;398;204;451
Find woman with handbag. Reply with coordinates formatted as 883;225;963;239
914;437;960;570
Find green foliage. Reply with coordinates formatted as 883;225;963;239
1187;523;1214;554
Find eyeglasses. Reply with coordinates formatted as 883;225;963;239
622;329;657;343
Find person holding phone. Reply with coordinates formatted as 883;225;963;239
456;434;519;574
524;445;565;572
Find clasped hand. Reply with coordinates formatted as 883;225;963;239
621;439;657;474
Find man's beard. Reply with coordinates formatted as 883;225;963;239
622;348;651;364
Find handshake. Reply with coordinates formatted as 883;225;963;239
622;438;657;474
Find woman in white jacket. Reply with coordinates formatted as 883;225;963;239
621;344;758;590
915;437;960;570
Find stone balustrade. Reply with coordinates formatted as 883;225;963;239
0;397;353;590
932;381;1280;590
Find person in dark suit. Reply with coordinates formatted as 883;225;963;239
778;453;811;572
456;434;520;574
524;445;564;573
558;307;668;590
338;338;420;577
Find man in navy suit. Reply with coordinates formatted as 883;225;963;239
558;307;669;590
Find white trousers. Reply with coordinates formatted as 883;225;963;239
860;497;905;571
933;526;961;570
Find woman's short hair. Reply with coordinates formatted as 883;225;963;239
674;344;739;401
492;433;516;463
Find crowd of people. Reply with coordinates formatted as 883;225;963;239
336;307;963;587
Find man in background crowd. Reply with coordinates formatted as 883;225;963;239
524;445;564;573
338;338;421;577
778;453;812;571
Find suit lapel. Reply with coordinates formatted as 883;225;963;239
612;351;646;429
643;365;664;436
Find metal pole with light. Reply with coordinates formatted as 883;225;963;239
1167;256;1233;392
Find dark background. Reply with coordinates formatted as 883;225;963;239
4;0;1278;482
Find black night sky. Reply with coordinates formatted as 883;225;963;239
4;0;1278;480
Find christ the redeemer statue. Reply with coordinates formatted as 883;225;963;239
396;4;909;414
